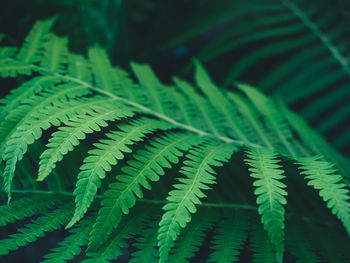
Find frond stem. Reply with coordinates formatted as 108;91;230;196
7;189;258;211
6;58;263;149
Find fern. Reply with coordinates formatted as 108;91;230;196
171;0;350;156
157;141;237;262
296;156;350;235
68;119;172;230
0;16;349;263
41;218;94;263
169;209;214;263
207;211;249;263
245;147;287;263
130;212;160;263
0;195;60;227
90;132;197;249
0;203;73;255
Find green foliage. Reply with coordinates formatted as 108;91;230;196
245;147;287;263
0;15;349;263
207;211;249;263
173;0;350;157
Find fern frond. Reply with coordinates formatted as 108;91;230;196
83;207;146;263
278;99;350;179
131;62;175;116
0;60;33;77
38;105;135;181
227;91;274;149
16;17;56;64
0;82;92;153
250;219;276;263
0;202;73;255
0;195;60;227
88;46;116;92
193;60;250;142
67;119;172;229
41;217;94;263
244;147;287;263
68;53;92;82
207;211;249;263
89;132;198;250
173;77;226;137
157;141;237;262
239;83;299;157
0;46;17;59
0;14;349;262
0;76;63;125
296;156;350;236
1;86;97;198
169;210;213;263
130;212;160;263
40;34;68;73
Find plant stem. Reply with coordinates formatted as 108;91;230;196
7;188;258;211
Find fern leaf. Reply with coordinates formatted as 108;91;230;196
67;119;172;229
83;207;145;263
296;156;350;236
89;132;198;249
238;83;299;157
157;141;238;262
131;62;174;115
227;91;274;149
88;46;116;92
0;203;73;255
0;46;17;59
41;218;94;263
130;213;160;263
207;211;249;263
0;76;63;125
278;99;350;178
173;77;225;137
250;219;276;263
244;147;287;263
113;67;146;103
169;210;213;263
38;105;135;181
68;53;92;82
16;17;56;64
40;34;68;73
0;60;33;77
193;60;249;141
0;83;92;153
0;195;61;227
1;85;95;198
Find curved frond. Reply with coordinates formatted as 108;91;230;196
245;147;287;263
0;195;61;227
297;156;350;236
89;132;197;249
68;119;172;229
130;212;160;263
0;203;73;255
169;210;213;263
16;17;56;64
207;211;249;263
38;104;135;181
41;218;94;263
157;141;237;262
